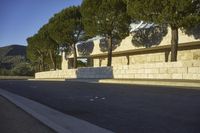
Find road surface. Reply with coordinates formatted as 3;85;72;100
0;80;200;133
0;96;55;133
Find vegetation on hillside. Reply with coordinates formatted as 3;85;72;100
0;45;34;76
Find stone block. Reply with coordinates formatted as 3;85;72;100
172;74;183;79
181;61;193;67
193;52;200;60
177;68;188;73
135;74;141;78
193;61;200;67
172;62;183;67
126;69;133;74
139;69;145;73
178;51;193;60
155;63;164;68
129;74;135;79
188;67;200;74
158;74;171;79
159;55;165;61
155;56;160;62
145;69;159;74
183;74;200;80
162;62;173;68
159;68;168;74
167;68;178;74
123;65;129;69
147;74;157;79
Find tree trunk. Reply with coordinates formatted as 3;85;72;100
49;50;56;70
41;55;45;71
171;26;179;62
73;43;78;68
107;37;112;66
38;63;41;72
54;55;57;70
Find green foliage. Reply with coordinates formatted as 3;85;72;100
48;6;84;45
81;0;131;66
81;0;131;39
127;0;200;28
38;24;59;70
127;0;200;61
38;24;58;50
11;63;34;76
77;60;87;67
27;34;48;71
0;45;29;76
48;6;84;68
27;23;60;71
0;68;10;76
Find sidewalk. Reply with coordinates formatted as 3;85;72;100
31;78;200;88
0;96;55;133
98;79;200;89
64;78;200;89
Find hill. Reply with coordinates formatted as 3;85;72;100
0;44;26;57
0;45;26;69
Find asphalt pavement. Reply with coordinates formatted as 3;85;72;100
0;80;200;133
0;96;55;133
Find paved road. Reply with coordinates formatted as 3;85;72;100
0;80;200;133
0;96;55;133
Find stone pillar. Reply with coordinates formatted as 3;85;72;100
61;52;68;70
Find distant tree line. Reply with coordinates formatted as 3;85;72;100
0;45;35;76
0;62;34;76
27;0;200;70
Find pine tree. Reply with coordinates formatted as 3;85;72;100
38;24;59;70
127;0;200;61
81;0;131;66
48;6;84;68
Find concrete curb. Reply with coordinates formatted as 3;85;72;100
98;79;200;89
0;88;114;133
28;79;66;81
64;78;200;89
29;78;200;88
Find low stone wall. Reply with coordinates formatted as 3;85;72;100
35;67;112;79
35;60;200;80
35;69;77;79
112;60;200;80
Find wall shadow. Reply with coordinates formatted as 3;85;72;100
99;38;121;52
183;24;200;39
131;25;168;48
75;66;114;79
77;41;94;56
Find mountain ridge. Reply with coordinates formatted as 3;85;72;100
0;45;27;69
0;44;26;57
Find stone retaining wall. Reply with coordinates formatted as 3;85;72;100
35;69;77;79
112;60;200;80
93;49;200;67
35;60;200;80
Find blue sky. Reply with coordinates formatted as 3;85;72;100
0;0;82;47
